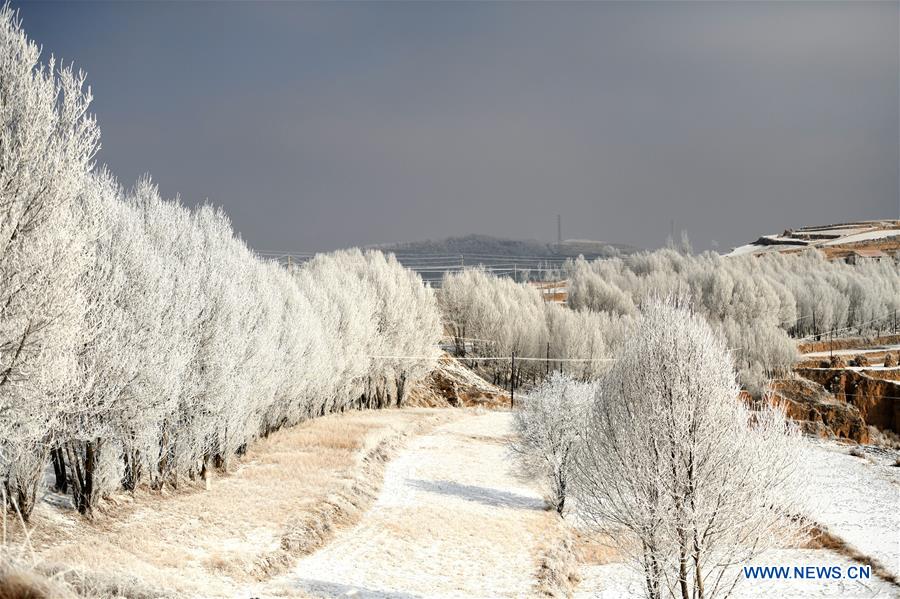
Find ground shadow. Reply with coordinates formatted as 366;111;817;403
281;579;422;599
407;478;546;511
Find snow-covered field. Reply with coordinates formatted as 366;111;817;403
577;550;897;599
800;441;899;578
20;406;896;599
20;409;458;598
259;411;556;598
223;411;898;599
822;230;900;246
574;438;900;598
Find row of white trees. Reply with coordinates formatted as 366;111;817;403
0;7;441;519
439;249;900;394
512;300;805;599
445;247;900;395
565;249;900;392
439;268;631;385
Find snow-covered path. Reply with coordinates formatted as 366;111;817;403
261;411;554;598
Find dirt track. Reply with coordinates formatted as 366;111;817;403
260;412;555;598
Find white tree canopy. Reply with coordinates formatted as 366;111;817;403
573;299;806;599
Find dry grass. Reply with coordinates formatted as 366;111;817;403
803;523;900;586
573;530;624;566
536;519;629;598
7;408;460;598
534;518;581;597
0;563;71;599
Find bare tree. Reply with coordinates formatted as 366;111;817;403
573;299;806;599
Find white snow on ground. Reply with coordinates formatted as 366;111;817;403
800;441;900;578
802;227;871;237
822;230;900;246
574;438;900;598
727;244;767;257
762;235;814;245
258;412;552;598
726;242;806;257
726;226;900;257
574;563;645;599
576;550;898;598
736;549;899;598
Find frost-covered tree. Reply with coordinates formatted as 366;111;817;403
56;171;131;513
563;248;900;393
544;303;627;381
510;372;594;514
0;5;99;518
296;249;441;412
440;268;616;386
573;299;806;599
131;185;206;488
355;251;442;407
0;6;447;520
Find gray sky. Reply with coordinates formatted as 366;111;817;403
13;1;899;252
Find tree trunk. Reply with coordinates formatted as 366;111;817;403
677;532;690;599
66;439;102;516
123;449;142;491
396;374;408;407
4;479;37;522
555;478;566;515
51;446;67;493
156;426;170;486
200;457;211;490
693;542;705;599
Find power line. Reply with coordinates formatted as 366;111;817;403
441;336;500;344
368;354;617;362
258;249;588;262
797;311;899;341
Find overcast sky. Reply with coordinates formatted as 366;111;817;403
13;1;899;253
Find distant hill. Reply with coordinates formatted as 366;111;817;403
372;234;639;284
375;234;638;260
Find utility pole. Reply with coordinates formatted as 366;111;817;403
546;342;550;376
510;351;516;409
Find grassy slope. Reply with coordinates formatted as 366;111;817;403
8;409;461;598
